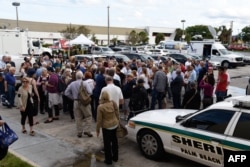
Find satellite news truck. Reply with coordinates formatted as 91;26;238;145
188;40;243;68
0;29;52;56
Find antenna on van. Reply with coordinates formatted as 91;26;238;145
207;25;217;39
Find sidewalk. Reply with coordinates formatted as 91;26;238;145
0;104;105;167
0;86;245;167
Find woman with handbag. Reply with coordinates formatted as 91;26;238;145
96;91;119;165
0;118;8;161
17;77;35;136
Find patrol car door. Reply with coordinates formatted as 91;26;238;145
171;109;237;167
224;111;250;157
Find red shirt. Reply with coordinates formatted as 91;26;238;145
216;73;228;91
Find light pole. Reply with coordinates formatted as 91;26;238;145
181;20;185;41
12;2;20;28
107;5;110;46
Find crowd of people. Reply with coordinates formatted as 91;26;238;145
0;52;231;165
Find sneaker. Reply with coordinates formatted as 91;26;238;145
83;132;93;137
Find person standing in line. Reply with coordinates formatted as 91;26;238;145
100;75;124;111
150;65;167;110
17;77;35;136
36;68;49;114
215;66;228;102
26;68;40;125
83;71;95;121
122;73;136;120
44;67;61;123
96;91;119;165
93;67;106;121
199;74;215;108
182;82;201;109
170;69;184;109
224;67;231;96
4;67;16;108
64;71;93;138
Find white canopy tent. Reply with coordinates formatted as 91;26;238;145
68;34;95;46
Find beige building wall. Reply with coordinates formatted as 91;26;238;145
0;19;176;45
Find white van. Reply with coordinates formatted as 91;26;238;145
91;46;114;54
188;40;243;68
157;41;189;54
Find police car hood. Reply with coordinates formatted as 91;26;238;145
130;109;196;125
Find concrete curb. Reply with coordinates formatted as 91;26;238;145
9;149;41;167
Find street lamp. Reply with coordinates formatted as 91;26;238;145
12;2;20;28
107;5;110;46
181;19;186;41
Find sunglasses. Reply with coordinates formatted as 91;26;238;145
22;81;29;83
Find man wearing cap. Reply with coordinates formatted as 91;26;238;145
129;78;149;118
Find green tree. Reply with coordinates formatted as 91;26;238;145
155;33;165;45
77;26;91;37
127;30;138;45
185;25;213;40
60;25;77;39
111;37;118;45
216;26;232;44
241;26;250;43
138;31;149;44
60;25;91;39
174;28;183;41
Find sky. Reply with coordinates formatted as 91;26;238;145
0;0;249;35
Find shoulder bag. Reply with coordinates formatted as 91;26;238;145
0;117;18;148
111;101;128;138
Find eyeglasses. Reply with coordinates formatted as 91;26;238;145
22;81;29;83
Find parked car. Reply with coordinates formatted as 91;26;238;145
121;52;154;62
227;44;249;51
151;55;178;65
91;46;115;54
111;46;131;52
126;96;250;167
102;53;131;63
166;53;188;64
149;49;169;56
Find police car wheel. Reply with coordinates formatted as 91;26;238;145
138;130;164;160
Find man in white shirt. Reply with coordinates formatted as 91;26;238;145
100;75;124;108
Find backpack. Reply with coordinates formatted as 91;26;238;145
79;81;91;106
57;75;66;93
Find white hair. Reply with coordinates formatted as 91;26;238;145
76;70;83;79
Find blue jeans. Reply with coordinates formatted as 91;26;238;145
7;84;15;107
215;91;227;102
150;89;165;110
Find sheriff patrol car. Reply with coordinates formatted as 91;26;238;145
126;96;250;167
